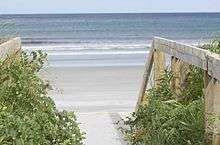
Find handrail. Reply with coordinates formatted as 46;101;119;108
153;37;220;80
0;37;21;59
136;37;220;145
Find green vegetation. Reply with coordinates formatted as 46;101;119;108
0;51;84;145
120;40;220;145
121;69;205;145
202;39;220;54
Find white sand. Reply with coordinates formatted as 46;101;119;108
42;66;144;113
41;66;144;145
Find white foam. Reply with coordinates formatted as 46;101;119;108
47;51;149;56
23;43;151;51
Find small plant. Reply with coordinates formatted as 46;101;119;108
0;50;84;145
201;39;220;54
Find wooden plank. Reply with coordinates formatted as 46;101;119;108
135;46;154;112
206;52;220;81
154;49;165;87
171;57;190;101
153;37;220;80
212;79;220;145
0;37;21;59
171;56;181;97
204;73;220;145
154;37;208;71
204;72;214;145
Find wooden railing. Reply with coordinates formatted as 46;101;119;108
136;37;220;145
0;37;21;59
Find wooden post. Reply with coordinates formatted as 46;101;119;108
204;71;220;145
154;50;165;87
171;56;180;95
135;47;154;112
204;71;214;144
171;56;189;101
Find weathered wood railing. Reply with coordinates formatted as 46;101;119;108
136;37;220;145
0;37;21;59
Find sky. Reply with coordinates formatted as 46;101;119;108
0;0;219;14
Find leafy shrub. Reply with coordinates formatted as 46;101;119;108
120;40;220;145
120;68;205;145
202;39;220;54
0;51;84;145
180;66;204;104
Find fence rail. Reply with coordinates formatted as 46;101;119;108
0;37;21;59
136;37;220;145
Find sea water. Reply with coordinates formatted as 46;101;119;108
0;13;220;67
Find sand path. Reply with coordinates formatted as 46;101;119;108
42;66;143;145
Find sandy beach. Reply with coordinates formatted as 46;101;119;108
1;4;219;144
41;66;144;144
41;66;144;113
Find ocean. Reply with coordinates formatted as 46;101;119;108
0;13;220;67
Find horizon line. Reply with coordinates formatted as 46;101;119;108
1;11;220;15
